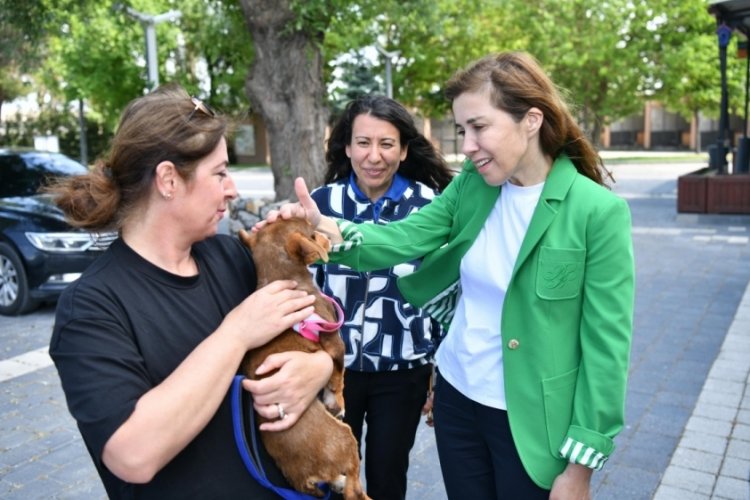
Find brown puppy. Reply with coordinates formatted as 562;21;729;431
238;218;369;500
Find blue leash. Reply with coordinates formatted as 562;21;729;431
230;375;331;500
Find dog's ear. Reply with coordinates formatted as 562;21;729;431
312;231;331;253
238;228;257;250
286;231;330;265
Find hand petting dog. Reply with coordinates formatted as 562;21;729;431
253;178;343;245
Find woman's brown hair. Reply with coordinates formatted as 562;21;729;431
46;83;227;231
444;51;611;186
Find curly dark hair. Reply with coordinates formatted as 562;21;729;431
324;95;453;191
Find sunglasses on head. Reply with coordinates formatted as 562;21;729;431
187;97;216;121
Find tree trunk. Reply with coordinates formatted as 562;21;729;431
239;0;329;201
591;117;603;148
694;110;702;153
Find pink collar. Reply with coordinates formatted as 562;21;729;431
293;293;344;342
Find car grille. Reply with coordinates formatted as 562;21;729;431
89;231;118;251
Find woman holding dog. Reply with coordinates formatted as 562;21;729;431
259;51;635;499
310;94;452;500
47;84;334;498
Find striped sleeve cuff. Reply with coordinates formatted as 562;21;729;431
423;280;461;330
559;437;608;471
330;219;363;252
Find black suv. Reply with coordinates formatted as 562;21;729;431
0;148;116;315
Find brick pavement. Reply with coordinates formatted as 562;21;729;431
1;161;749;499
652;282;750;500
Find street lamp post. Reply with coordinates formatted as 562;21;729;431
375;45;399;99
123;7;182;91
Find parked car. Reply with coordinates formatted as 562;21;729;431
0;148;116;315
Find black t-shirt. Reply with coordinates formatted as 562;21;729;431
50;235;288;499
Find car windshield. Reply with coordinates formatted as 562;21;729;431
0;152;88;197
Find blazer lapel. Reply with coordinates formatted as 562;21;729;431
512;156;578;277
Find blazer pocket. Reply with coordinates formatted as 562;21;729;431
536;246;586;300
542;367;578;456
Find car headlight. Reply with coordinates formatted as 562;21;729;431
25;232;96;253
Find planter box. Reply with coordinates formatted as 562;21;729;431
677;168;750;214
706;174;750;213
677;168;710;213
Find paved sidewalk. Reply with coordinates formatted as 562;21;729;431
653;281;750;500
584;162;750;500
0;160;748;499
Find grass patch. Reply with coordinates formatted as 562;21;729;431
229;163;270;169
603;155;708;164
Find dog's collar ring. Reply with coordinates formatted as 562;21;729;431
276;403;287;420
293;293;345;342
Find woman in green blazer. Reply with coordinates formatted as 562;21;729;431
259;51;634;500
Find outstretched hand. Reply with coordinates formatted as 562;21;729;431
253;177;322;232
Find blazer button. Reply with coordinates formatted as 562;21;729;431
508;339;520;350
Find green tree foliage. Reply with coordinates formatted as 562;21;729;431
41;1;147;127
506;0;664;143
328;55;381;122
323;0;516;117
388;0;522;116
653;0;746;123
5;0;749;177
169;0;253;112
0;0;50;119
41;0;251;127
11;0;253;160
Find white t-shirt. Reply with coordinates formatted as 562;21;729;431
436;180;544;409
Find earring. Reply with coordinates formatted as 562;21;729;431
162;192;172;200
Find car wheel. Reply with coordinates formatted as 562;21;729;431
0;242;39;315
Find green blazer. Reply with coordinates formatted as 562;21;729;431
332;155;635;488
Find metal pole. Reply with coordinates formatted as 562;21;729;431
717;23;732;174
375;45;399;99
145;23;159;89
739;44;750;174
123;8;181;92
384;59;392;98
78;99;87;166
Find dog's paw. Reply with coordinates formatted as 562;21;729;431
303;477;328;497
322;389;343;416
330;474;346;494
